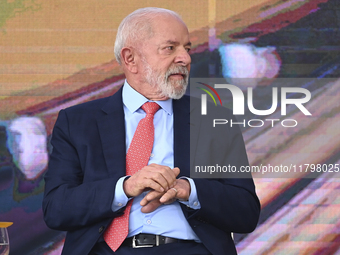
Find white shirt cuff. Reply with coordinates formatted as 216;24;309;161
111;176;130;212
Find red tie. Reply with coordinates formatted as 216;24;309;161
104;102;160;251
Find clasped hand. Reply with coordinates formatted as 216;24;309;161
123;163;190;213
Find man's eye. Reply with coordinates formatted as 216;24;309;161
166;46;174;50
186;48;191;52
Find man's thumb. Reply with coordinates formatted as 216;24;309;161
172;167;180;176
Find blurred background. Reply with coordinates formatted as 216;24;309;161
1;0;340;254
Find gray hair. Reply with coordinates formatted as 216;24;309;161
114;7;182;65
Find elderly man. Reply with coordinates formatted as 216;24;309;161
43;7;260;255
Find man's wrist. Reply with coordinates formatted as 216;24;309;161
178;177;201;209
123;176;133;198
176;178;190;201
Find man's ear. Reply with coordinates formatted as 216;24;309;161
121;47;138;73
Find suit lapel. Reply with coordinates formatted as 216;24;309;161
173;96;190;176
173;96;202;176
97;87;126;178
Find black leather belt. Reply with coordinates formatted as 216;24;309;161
122;234;195;248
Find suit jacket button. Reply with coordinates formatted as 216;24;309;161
99;226;105;233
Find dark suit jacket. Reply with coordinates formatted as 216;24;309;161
43;86;260;255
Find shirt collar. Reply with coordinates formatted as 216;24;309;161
122;80;173;115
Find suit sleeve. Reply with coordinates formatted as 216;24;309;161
42;110;122;231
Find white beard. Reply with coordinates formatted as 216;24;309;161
142;58;189;99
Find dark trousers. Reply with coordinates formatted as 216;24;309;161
90;241;212;255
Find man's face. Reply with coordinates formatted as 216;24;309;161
138;15;191;99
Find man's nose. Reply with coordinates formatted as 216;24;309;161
175;48;191;66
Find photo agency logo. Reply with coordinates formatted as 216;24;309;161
196;80;312;128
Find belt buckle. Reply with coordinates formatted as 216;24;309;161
132;235;158;248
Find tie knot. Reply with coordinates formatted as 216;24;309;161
141;102;160;115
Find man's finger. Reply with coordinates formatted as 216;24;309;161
141;199;162;213
163;198;177;205
145;165;177;190
172;167;180;177
140;190;163;206
159;187;178;203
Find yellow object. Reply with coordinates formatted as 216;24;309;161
0;222;13;228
